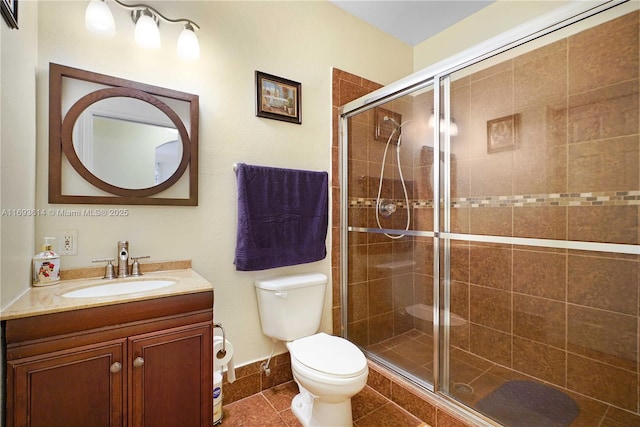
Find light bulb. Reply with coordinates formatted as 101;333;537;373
450;119;459;137
428;110;436;128
177;23;200;60
134;9;161;49
85;0;115;37
428;110;458;136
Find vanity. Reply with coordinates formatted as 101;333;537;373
3;62;211;425
1;263;214;427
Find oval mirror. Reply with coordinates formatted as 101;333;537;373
71;97;183;190
61;87;191;197
49;63;199;205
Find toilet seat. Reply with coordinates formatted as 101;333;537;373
287;333;367;378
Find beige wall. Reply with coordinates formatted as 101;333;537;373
23;0;412;366
1;1;38;422
413;0;573;71
1;1;38;309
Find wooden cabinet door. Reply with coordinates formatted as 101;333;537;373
7;340;125;427
128;323;212;427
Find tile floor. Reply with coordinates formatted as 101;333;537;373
221;328;640;427
367;329;640;427
222;381;428;427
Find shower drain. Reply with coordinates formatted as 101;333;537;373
453;383;474;394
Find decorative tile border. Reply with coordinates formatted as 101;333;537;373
349;191;640;209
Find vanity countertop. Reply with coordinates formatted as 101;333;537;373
1;268;213;321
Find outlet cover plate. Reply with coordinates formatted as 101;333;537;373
59;229;78;255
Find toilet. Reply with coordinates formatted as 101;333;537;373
254;273;368;427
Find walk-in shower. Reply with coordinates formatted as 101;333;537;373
338;2;640;426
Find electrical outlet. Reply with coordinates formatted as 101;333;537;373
59;229;78;255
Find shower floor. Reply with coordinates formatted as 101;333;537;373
364;329;639;426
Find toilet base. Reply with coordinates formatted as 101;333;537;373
291;390;353;427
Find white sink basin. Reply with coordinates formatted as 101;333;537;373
62;279;176;298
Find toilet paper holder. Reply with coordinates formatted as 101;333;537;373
213;323;227;359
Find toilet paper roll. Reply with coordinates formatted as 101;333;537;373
214;336;234;365
214;336;236;383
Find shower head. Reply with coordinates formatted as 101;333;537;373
383;115;403;146
383;115;401;128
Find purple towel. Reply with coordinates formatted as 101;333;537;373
234;163;328;271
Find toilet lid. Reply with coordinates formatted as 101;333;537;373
288;333;367;377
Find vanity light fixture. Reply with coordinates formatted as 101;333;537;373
429;108;459;136
84;0;200;60
133;8;161;49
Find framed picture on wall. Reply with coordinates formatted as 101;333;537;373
255;71;301;124
487;114;519;154
1;0;17;29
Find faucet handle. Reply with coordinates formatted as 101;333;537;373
130;256;150;277
92;258;116;279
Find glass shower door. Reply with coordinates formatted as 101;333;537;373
440;9;640;426
344;84;438;388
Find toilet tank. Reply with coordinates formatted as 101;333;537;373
254;273;327;342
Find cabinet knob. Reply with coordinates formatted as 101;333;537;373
110;362;122;373
133;356;145;368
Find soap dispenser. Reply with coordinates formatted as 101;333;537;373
32;237;61;286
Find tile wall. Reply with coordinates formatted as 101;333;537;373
330;68;385;337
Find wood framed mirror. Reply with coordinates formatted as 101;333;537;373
49;63;199;205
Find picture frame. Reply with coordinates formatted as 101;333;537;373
487;114;519;154
255;71;301;124
1;0;17;29
374;107;402;144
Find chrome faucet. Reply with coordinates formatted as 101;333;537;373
117;241;130;278
93;241;150;279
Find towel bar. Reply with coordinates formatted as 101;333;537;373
232;163;238;172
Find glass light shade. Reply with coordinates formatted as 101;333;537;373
134;11;161;49
428;112;458;136
428;113;435;129
450;119;459;136
177;25;200;60
85;0;115;37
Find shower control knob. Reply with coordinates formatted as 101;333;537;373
378;199;397;218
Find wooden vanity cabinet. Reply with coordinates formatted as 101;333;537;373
129;324;212;427
4;292;213;427
8;340;126;427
